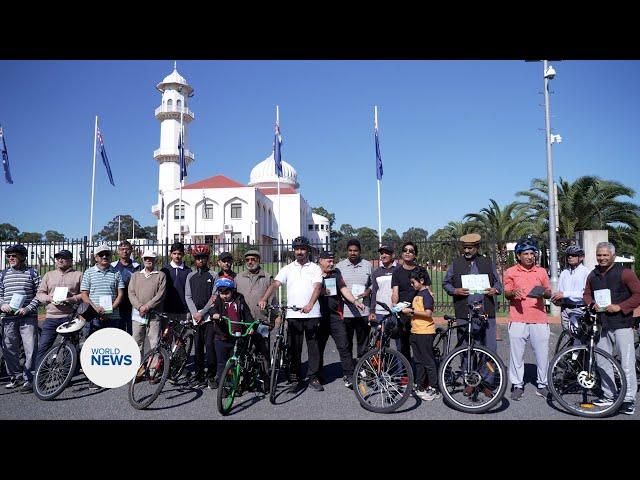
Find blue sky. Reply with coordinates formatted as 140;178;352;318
1;60;639;239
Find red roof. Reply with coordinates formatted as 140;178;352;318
258;187;297;195
183;175;245;189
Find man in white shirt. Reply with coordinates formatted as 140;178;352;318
551;245;590;339
259;236;323;392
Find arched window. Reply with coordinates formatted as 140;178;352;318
176;99;182;109
167;99;173;110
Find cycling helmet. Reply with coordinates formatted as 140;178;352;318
569;315;588;338
56;316;87;334
565;245;585;256
215;277;236;290
192;244;211;257
292;236;311;249
514;238;539;254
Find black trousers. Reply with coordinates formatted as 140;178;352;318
194;322;216;379
318;313;354;378
396;313;413;363
344;316;371;360
288;317;321;380
410;333;437;389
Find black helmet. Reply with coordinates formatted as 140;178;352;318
515;238;539;255
292;236;311;249
565;245;585;256
4;244;28;257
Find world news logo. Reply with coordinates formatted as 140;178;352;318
90;347;133;366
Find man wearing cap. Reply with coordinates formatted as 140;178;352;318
216;251;236;280
369;244;398;323
336;239;373;364
111;240;141;334
317;250;364;389
128;251;166;356
258;236;323;392
35;249;83;368
550;245;589;340
443;233;502;398
80;245;125;338
503;238;552;401
161;242;192;324
235;250;277;349
0;244;41;391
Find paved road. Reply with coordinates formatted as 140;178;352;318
1;323;637;420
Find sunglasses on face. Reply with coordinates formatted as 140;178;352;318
7;254;19;259
402;248;415;254
97;252;110;258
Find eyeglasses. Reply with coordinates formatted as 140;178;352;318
245;257;258;262
7;254;19;259
402;248;415;254
143;257;154;261
97;252;110;258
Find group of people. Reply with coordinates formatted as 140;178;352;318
1;233;639;416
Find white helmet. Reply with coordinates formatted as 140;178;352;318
56;317;87;334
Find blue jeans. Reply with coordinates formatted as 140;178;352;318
35;317;68;368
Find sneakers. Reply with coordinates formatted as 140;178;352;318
592;397;614;407
19;381;33;393
4;377;24;389
420;387;441;401
535;387;550;398
207;377;218;390
511;387;524;401
309;377;324;392
619;401;636;415
343;376;353;389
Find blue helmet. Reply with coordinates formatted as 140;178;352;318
215;277;236;290
565;245;585;256
515;238;539;255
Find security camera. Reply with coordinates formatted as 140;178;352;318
544;65;556;79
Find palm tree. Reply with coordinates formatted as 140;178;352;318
464;199;535;270
516;176;640;253
429;221;474;264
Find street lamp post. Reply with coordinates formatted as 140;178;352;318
543;60;560;316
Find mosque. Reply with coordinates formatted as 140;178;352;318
150;65;330;258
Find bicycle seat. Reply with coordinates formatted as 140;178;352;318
56;317;87;334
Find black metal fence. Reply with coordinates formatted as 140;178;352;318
1;238;527;314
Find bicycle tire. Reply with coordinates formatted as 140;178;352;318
169;332;194;382
548;346;627;418
438;345;507;414
34;343;77;401
269;335;284;403
128;348;170;410
353;347;413;414
217;358;241;415
554;329;574;355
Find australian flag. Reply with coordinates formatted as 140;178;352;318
97;125;115;186
0;125;13;184
375;126;383;181
179;129;187;182
274;122;283;177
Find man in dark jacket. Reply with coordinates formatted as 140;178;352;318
584;241;640;415
160;242;192;323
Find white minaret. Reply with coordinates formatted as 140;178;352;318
153;63;195;240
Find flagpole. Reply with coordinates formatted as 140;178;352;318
89;116;98;243
179;110;184;242
375;106;382;246
276;105;283;306
118;215;121;242
132;218;135;242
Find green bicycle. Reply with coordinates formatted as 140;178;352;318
216;316;270;416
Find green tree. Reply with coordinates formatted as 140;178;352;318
312;206;335;229
95;215;145;242
44;230;65;242
401;227;429;244
19;232;43;242
381;228;401;248
635;233;640;279
139;226;157;240
356;226;379;259
0;223;19;241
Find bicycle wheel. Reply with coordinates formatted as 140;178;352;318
217;359;241;415
269;335;286;403
353;347;413;413
554;329;574;355
34;343;77;401
128;348;170;410
169;332;194;382
438;345;507;414
548;346;627;418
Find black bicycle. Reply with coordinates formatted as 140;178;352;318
352;301;413;413
128;311;194;410
435;302;508;414
216;316;270;415
264;304;299;404
34;302;96;400
548;305;628;417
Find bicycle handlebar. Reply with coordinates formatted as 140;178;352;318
262;304;302;312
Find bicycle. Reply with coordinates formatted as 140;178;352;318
128;311;195;410
216;315;270;415
434;301;508;414
33;302;97;400
352;301;413;413
548;305;628;417
264;304;299;404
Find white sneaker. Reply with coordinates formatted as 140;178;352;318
423;387;441;401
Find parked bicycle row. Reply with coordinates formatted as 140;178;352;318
1;234;639;417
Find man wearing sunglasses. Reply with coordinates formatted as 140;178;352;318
550;245;589;341
235;249;277;337
1;244;41;392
